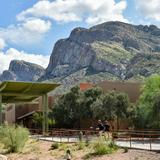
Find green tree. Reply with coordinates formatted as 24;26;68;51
91;91;130;129
52;86;129;129
32;112;43;127
33;112;55;128
133;75;160;129
140;74;160;106
151;92;160;128
116;93;130;129
52;86;102;128
81;87;102;118
91;92;117;120
52;86;82;128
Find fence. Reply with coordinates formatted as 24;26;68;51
30;128;100;143
29;128;160;151
112;130;160;150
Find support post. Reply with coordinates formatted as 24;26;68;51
42;95;45;135
0;95;2;125
45;94;48;133
42;94;48;135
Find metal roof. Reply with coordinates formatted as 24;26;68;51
0;81;60;103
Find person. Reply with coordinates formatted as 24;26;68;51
103;120;111;139
103;120;110;132
64;149;72;160
96;120;104;131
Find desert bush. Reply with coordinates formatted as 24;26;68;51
58;143;68;151
0;125;29;153
50;143;59;150
94;142;111;155
76;141;86;150
93;137;118;155
123;147;128;153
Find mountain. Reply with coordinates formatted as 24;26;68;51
0;60;45;82
40;21;160;93
1;21;160;93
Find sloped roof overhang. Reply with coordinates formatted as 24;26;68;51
0;81;60;103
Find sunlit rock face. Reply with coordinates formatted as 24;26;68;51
42;21;160;82
0;60;45;81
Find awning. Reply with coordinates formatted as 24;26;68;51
0;81;60;133
0;81;60;103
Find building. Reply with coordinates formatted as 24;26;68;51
1;81;60;133
4;81;142;129
5;95;58;128
96;80;142;103
79;81;142;130
79;83;93;91
79;81;141;103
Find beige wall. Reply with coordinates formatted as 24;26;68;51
4;95;57;124
96;80;142;103
38;96;58;111
5;104;15;124
15;103;39;119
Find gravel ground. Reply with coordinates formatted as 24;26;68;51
4;141;160;160
90;150;160;160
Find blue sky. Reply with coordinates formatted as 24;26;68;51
0;0;160;73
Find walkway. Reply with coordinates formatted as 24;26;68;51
31;135;160;151
116;139;160;151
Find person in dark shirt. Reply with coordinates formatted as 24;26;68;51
103;120;111;139
96;120;104;131
104;120;110;132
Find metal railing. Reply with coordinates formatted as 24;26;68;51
112;130;160;150
30;128;100;143
29;128;160;150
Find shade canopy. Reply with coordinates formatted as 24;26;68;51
0;81;60;103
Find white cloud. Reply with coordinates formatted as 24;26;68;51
17;0;128;25
23;18;51;33
0;48;50;73
0;38;6;50
0;18;51;46
136;0;160;21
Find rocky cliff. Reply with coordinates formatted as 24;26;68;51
41;21;160;83
39;21;160;94
0;60;45;81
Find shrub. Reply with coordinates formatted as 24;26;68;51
0;125;29;153
33;112;55;128
85;139;90;147
123;147;128;153
58;143;68;151
94;142;112;155
76;141;85;150
93;137;118;155
106;139;118;149
50;143;59;150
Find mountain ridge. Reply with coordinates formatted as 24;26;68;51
0;60;45;82
1;21;160;94
42;21;160;82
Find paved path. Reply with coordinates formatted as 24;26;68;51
115;139;160;151
32;135;160;151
